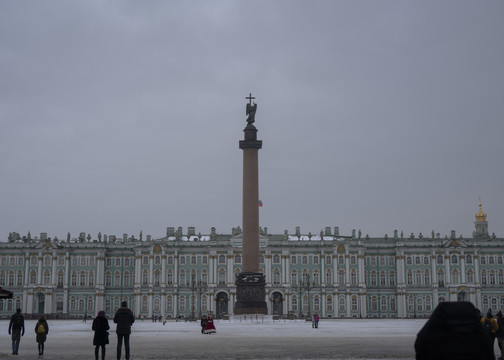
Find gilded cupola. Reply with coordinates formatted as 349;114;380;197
475;202;487;222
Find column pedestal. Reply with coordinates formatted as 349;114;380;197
234;272;267;314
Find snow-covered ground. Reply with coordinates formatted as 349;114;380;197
2;318;430;359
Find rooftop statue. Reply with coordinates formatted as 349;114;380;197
245;93;257;124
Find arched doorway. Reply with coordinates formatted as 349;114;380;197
215;292;228;319
457;291;467;302
271;292;283;315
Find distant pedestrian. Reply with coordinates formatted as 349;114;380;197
312;313;320;328
200;315;207;334
92;310;110;360
114;301;135;360
203;314;216;334
35;316;49;356
8;308;25;355
162;315;166;325
83;312;87;323
496;311;504;360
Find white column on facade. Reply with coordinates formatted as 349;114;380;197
345;254;350;286
63;252;70;315
227;253;234;285
134;251;142;287
51;252;57;285
265;253;272;285
346;293;351;317
161;253;166;285
37;252;42;284
149;253;154;285
461;252;466;284
333;255;338;286
174;252;179;287
283;252;290;285
444;251;451;287
24;253;30;286
474;253;481;309
321;292;326;317
320;251;325;287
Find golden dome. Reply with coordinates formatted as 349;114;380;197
475;202;487;222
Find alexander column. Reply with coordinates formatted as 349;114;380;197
234;93;267;315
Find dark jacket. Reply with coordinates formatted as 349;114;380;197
9;312;25;335
35;320;49;343
113;307;134;335
415;301;493;360
92;316;110;345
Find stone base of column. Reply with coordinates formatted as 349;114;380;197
234;272;268;315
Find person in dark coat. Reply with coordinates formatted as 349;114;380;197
415;301;493;360
8;308;25;355
34;316;49;356
113;301;134;360
496;311;504;360
92;310;110;360
200;315;207;334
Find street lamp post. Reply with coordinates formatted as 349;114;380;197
187;281;208;320
292;278;317;319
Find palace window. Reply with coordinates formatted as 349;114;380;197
142;270;149;286
202;256;208;265
489;256;495;265
105;272;111;287
180;256;186;265
452;270;460;284
44;255;51;266
314;297;320;312
351;296;358;312
259;254;264;263
78;298;85;312
142;256;149;265
350;269;357;286
451;255;458;264
481;270;487;285
123;272;130;287
389;271;396;286
481;256;487;265
153;297;160;313
339;297;345;312
191;256;197;265
291;297;298;312
406;256;412;265
339;270;345;285
415;270;422;285
114;271;121;287
124;258;130;267
379;257;386;266
498;256;503;265
313;256;319;265
498;270;504;285
179;271;186;285
234;254;241;264
273;270;280;285
70;298;76;312
466;254;473;264
424;270;430;285
17;271;23;286
370;271;377;287
31;256;38;266
350;256;357;265
167;297;173;312
370;297;377;312
326;296;333;312
179;296;185;312
44;271;51;285
390;297;396;312
273;254;280;264
142;297;148;313
380;271;386;286
415;256;421;265
18;256;24;266
81;257;87;266
8;272;14;286
388;257;395;266
313;271;320;285
106;258;112;267
71;271;77;286
167;256;173;265
437;270;445;287
218;269;225;285
338;256;344;265
89;257;95;266
437;255;443;265
154;271;160;286
291;271;297;285
325;269;332;285
89;270;95;286
325;256;332;265
425;296;432;311
218;255;225;264
490;271;496;285
167;271;173;285
80;271;87;286
302;256;308;265
467;270;474;283
407;270;413;286
201;272;208;284
291;256;297;265
381;297;387;312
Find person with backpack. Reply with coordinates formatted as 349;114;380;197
35;316;49;356
495;311;504;360
92;310;110;360
8;308;25;355
481;310;498;358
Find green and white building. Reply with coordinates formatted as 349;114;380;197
1;202;502;319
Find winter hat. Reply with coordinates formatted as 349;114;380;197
98;310;105;317
121;301;127;307
497;311;503;317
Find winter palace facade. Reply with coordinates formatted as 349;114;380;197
0;203;502;319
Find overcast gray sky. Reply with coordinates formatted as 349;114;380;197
1;1;503;242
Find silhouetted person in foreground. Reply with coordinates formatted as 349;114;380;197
93;310;110;360
8;308;25;355
114;301;134;360
415;301;493;360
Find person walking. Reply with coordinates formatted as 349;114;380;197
496;311;504;360
8;308;25;355
200;314;208;334
203;314;216;334
113;301;134;360
312;313;320;328
35;316;49;356
92;310;110;360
